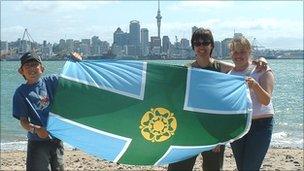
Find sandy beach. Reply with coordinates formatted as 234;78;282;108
1;147;303;170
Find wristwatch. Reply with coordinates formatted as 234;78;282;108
29;127;35;134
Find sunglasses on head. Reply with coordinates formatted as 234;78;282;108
193;40;212;47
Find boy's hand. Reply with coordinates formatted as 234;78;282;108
70;52;82;61
35;127;49;139
253;57;268;72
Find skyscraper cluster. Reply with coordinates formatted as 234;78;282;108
2;1;293;60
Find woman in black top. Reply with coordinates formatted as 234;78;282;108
167;28;233;171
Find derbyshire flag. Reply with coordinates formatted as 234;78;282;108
47;59;252;165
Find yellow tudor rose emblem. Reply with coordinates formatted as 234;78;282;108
139;107;177;142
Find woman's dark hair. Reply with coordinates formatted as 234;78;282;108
191;28;215;56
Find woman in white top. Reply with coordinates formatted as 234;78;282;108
228;36;275;171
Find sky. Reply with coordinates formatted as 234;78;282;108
1;1;303;50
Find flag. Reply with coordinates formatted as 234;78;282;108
47;60;252;165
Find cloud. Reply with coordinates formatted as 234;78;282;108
262;37;303;50
14;1;58;13
1;26;25;41
218;18;302;38
55;1;116;11
168;1;234;11
1;1;302;50
12;1;117;15
141;17;302;49
158;17;302;39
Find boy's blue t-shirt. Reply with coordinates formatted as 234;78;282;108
13;75;58;141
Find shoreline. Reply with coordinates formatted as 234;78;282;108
1;147;303;170
1;58;303;62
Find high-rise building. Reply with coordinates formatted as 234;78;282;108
192;26;199;35
162;36;170;54
73;40;81;53
19;39;31;54
80;39;91;56
213;41;222;59
234;33;243;38
100;41;110;55
91;36;101;55
58;39;66;52
221;38;233;58
42;40;53;58
112;27;129;56
66;39;74;53
128;20;141;56
129;20;140;46
150;36;161;56
1;41;8;51
180;38;190;49
141;28;149;56
113;27;128;47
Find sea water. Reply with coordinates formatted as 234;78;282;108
1;59;303;151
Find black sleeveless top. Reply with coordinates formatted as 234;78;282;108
187;60;222;72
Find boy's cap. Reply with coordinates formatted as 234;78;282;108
20;52;42;66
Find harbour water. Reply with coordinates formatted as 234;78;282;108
1;59;303;151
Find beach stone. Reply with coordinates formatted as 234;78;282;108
286;155;294;159
293;161;301;166
263;164;272;167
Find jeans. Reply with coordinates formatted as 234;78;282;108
26;139;64;171
167;145;225;171
231;117;273;171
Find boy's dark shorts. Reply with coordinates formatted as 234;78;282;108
26;139;64;171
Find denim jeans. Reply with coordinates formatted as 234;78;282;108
26;139;64;171
167;145;225;171
231;117;273;171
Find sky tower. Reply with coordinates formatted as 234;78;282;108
156;0;162;38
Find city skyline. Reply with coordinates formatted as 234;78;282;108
1;1;303;50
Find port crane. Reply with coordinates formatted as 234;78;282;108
18;28;37;54
252;38;265;51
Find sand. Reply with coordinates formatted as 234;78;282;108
1;147;303;170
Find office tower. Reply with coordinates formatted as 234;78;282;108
41;40;52;58
129;20;140;46
113;27;128;47
91;36;101;55
100;41;110;55
19;39;31;54
180;38;190;49
150;36;161;56
162;36;170;54
128;20;141;56
0;41;8;51
81;39;91;46
58;39;66;52
221;38;233;58
66;39;74;53
141;28;149;56
213;41;222;59
234;33;243;38
192;26;199;35
80;39;91;56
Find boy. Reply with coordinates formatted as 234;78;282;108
12;51;81;170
